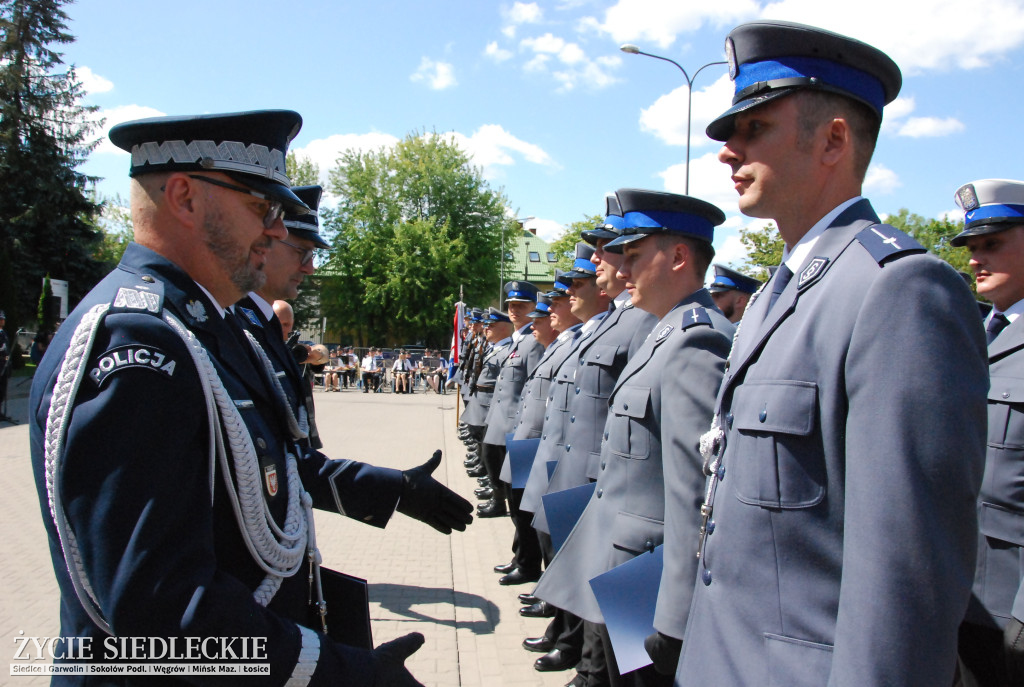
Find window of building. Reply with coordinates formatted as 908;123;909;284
529;251;541;262
546;252;557;262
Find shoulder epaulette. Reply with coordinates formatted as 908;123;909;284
680;306;713;330
110;279;164;317
855;224;925;265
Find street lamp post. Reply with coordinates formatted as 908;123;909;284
620;45;726;194
500;216;534;302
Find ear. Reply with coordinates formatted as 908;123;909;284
162;173;203;231
821;117;852;168
670;239;691;273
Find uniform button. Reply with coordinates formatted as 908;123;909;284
596;488;603;498
718;465;726;480
543;435;547;440
604;431;609;439
1004;391;1011;399
566;445;571;452
570;416;575;423
595;354;601;359
759;405;767;422
707;520;715;535
726;412;734;429
623;403;629;411
545;415;549;421
141;275;155;283
644;539;653;551
256;438;267;450
601;461;606;469
575;388;581;394
702;569;713;586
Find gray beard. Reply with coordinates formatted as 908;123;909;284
202;210;266;294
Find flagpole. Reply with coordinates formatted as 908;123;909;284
454;286;464;427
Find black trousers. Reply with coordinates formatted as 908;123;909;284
589;622;672;687
480;442;508;506
958;620;1014;687
508;488;542;574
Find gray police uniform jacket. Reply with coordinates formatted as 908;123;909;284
965;313;1024;630
676;201;988;687
501;326;582;483
462;338;509;428
28;244;403;685
484;325;545;446
546;300;656;494
534;291;731;624
521;325;589;519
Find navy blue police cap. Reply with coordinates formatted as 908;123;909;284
486;307;512;324
708;264;762;294
108;110;310;214
707;20;902;141
563;242;598;279
528;293;554;318
545;270;572;298
951;179;1024;247
504;281;539;303
283;185;330;249
605;189;726;253
470;308;485;323
583;194;626;245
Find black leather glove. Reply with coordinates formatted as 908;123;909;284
1005;616;1024;683
371;632;425;687
644;631;682;676
397;450;474;533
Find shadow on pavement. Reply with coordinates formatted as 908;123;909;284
372;583;500;634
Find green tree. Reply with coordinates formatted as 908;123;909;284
738;222;783;279
284;153;324;333
549;214;602;271
0;0;104;336
320;131;507;347
92;191;132;270
286;151;320;187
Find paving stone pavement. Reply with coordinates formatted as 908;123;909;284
1;378;570;686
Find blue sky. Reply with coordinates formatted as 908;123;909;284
66;0;1024;267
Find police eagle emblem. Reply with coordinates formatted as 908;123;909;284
185;299;208;323
264;464;279;496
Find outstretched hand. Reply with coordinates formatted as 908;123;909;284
397;450;474;533
371;632;425;687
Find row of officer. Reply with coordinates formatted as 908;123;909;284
29;109;472;686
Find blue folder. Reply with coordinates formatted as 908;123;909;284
542;482;596;552
589;546;664;674
507;438;541;489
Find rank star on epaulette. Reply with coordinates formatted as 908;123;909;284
185;299;208;323
656;324;674;342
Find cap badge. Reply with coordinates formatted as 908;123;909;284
957;184;980;212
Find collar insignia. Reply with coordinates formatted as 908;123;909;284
185;299;208;323
239;307;261;327
656;324;674;341
798;257;829;288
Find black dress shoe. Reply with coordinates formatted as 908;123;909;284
522;636;555;653
467;465;487;478
477;501;508;518
520;601;555;618
535;648;577;672
464;458;481;468
564;673;587;687
493;560;516;574
499;567;540;585
475;487;493;499
518;593;540;605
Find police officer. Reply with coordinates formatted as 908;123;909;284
480;281;543;528
953;179;1024;687
534;190;732;687
707;263;762;323
463;308;514;488
27;111;463;685
0;309;9;420
234;184;471;529
676;22;988;686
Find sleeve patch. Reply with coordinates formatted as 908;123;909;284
89;345;177;388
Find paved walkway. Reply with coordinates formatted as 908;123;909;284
1;377;567;686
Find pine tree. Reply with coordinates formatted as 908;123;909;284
0;0;104;336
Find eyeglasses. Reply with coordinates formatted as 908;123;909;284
188;174;285;229
279;240;315;265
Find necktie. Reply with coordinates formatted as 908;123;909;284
766;264;794;314
987;313;1010;344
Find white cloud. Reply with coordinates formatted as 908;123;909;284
89;104;166;154
581;0;759;48
506;2;543;24
759;0;1024;73
713;231;748;267
896;116;965;138
484;41;513;62
290;132;401;184
527;218;563;242
410;57;457;90
638;72;733;148
940;207;964;223
863;163;901;195
76;66;113;94
659;151;737;213
883;96;915;122
450;124;557;179
520;34;622;90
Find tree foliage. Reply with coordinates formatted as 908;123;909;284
885;208;972;289
0;0;104;336
737;222;782;279
284;153;324;334
550;214;602;271
91;191;132;270
319;131;507;347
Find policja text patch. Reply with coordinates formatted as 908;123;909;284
89;345;177;387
